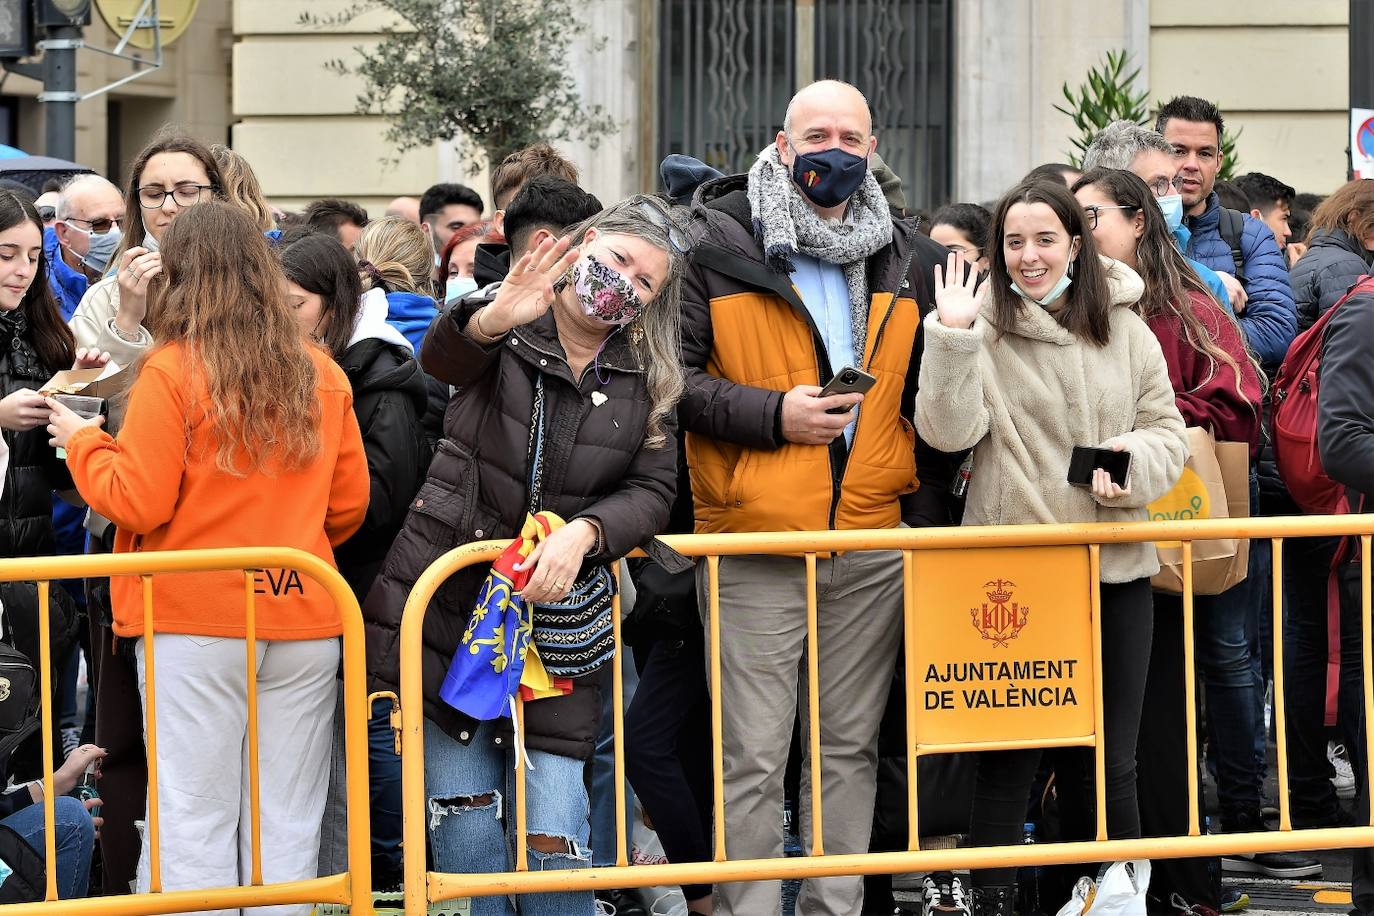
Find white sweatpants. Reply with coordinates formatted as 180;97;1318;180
135;634;338;916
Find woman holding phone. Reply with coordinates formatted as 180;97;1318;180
915;177;1188;916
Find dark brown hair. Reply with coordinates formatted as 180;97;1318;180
153;202;320;475
1307;178;1374;246
116;132;224;258
987;178;1112;346
1072;168;1254;399
279;231;363;357
0;191;74;371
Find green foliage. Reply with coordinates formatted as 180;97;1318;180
1055;49;1243;176
300;0;618;174
1054;50;1150;168
1217;125;1242;181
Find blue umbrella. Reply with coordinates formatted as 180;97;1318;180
0;145;27;160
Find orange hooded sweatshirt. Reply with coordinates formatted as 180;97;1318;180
64;343;370;640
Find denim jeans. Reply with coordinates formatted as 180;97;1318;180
1195;475;1263;827
368;697;404;885
589;646;638;869
4;795;94;899
424;718;594;916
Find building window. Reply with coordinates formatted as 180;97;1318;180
656;0;952;212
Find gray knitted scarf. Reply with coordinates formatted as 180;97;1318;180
746;144;893;357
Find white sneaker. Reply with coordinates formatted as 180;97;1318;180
1329;742;1357;799
921;872;971;916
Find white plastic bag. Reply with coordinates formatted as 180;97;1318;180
1054;860;1150;916
630;802;689;915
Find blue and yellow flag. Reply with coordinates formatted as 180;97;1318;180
438;512;572;720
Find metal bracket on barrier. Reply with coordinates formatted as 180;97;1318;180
369;690;403;755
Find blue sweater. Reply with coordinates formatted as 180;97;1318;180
1172;224;1231;313
43;228;88;321
384;291;439;355
1184;192;1297;372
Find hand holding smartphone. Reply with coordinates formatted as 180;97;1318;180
817;367;877;414
1067;445;1131;488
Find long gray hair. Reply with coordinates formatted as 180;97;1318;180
562;198;688;450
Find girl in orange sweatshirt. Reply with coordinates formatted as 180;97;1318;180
49;202;369;914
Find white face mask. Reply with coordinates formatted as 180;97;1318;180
445;275;478;304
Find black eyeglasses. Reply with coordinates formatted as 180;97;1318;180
37;206;55;222
64;215;120;234
1143;175;1186;197
137;184;214;210
613;195;691;256
1083;204;1138;230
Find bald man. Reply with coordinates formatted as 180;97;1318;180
48;174;125;319
678;80;958;915
386;195;421;224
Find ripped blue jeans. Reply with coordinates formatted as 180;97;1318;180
424;718;593;916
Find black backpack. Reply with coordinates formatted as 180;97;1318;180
1217;207;1248;284
0;643;46;903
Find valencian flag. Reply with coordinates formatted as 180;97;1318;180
439;511;574;720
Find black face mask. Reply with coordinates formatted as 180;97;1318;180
790;143;869;208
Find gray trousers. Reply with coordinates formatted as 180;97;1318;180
700;548;903;916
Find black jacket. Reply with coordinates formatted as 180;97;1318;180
1293;229;1373;332
1318;284;1374;507
0;317;72;558
0;313;77;780
334;338;430;601
362;289;677;758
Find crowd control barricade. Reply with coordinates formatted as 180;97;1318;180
0;547;373;916
398;516;1374;914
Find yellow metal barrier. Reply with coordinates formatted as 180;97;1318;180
0;548;373;916
399;516;1374;913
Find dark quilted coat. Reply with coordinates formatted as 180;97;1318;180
362;289;677;759
1291;228;1373;333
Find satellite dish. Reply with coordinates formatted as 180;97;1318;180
94;0;199;49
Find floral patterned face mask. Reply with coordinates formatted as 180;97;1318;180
572;254;643;326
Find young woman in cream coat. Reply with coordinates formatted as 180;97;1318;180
916;176;1188;916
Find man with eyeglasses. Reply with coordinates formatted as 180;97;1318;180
1082;120;1230;311
679;79;959;916
46;174;125;320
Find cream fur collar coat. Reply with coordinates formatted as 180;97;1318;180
916;259;1188;583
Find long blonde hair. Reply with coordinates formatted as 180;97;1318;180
355;216;434;296
211;144;275;232
562;199;687;449
150;202;320;475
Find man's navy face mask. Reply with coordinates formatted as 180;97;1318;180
789;141;868;208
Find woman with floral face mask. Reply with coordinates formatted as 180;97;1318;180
361;197;686;915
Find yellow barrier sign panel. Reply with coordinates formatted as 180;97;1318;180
912;546;1095;748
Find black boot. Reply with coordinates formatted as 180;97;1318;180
971;884;1015;916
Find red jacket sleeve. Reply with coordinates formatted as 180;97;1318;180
1148;292;1263;452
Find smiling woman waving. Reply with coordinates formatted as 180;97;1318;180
915;176;1188;916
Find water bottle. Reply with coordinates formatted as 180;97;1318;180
74;765;99;820
951;453;975;499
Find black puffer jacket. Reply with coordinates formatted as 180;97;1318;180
334;337;430;601
0;314;72;558
363;289;677;759
1293;229;1373;332
0;311;78;780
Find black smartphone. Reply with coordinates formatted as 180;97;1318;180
817;366;878;414
1067;445;1131;488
